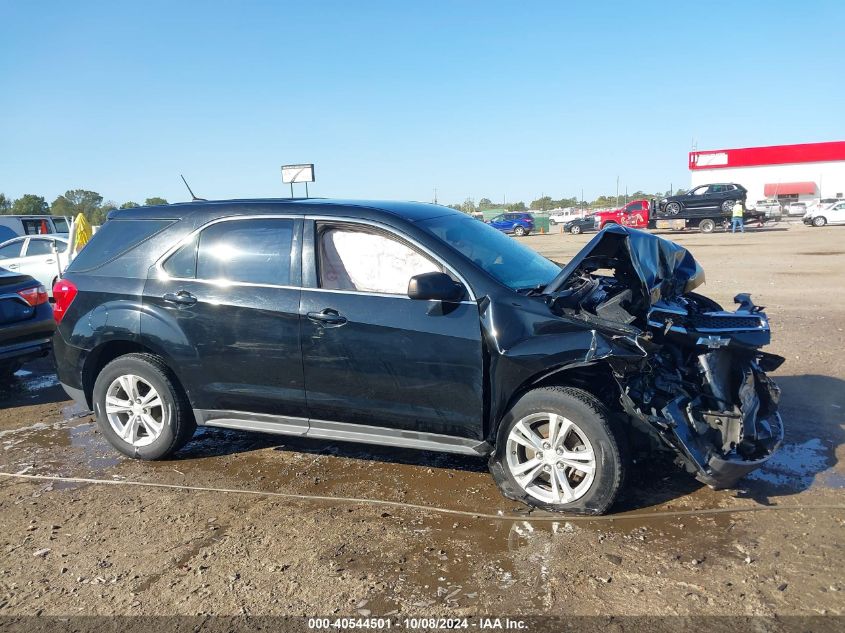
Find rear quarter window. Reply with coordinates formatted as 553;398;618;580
67;219;173;272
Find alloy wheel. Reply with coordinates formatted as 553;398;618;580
505;412;596;504
666;202;681;215
105;374;167;447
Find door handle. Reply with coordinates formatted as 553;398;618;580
45;259;55;264
163;290;198;306
7;264;18;269
307;309;347;327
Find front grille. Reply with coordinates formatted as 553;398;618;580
689;314;764;330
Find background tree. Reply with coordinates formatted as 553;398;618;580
119;201;140;209
506;201;526;212
459;198;477;214
51;190;105;224
0;193;12;213
477;197;499;210
12;194;49;215
529;196;554;211
144;197;168;206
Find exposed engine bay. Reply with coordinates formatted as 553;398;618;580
542;226;784;487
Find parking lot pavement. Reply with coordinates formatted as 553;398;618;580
0;223;843;617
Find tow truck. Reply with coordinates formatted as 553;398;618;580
593;199;766;234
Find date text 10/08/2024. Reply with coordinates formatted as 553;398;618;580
307;618;529;630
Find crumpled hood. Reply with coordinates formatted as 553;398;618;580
544;225;704;308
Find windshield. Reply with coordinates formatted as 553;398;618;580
419;214;561;290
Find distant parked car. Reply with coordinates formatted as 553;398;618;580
803;198;842;218
786;202;806;217
0;236;69;297
488;212;534;236
0;268;54;379
563;216;596;235
753;199;783;218
804;200;845;226
0;215;70;240
549;209;584;225
661;183;747;215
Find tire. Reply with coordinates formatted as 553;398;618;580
812;216;827;227
699;219;716;233
570;225;582;235
489;386;625;515
92;353;196;460
721;200;735;213
513;226;526;237
665;202;682;215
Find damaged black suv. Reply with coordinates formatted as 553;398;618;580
52;199;784;514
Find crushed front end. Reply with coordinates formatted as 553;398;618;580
544;226;784;488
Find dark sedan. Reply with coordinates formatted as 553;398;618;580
563;216;596;235
0;268;54;379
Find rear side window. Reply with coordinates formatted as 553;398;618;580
52;218;69;232
68;220;173;272
195;218;294;285
25;239;55;256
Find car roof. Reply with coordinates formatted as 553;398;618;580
108;198;463;223
0;234;69;246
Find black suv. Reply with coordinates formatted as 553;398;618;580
661;183;748;215
53;199;783;514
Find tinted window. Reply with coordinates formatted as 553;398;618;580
627;202;643;212
68;220;173;272
318;226;440;294
52;218;69;232
25;239;55;256
196;219;294;285
21;219;52;235
0;242;23;259
420;214;561;290
162;236;198;279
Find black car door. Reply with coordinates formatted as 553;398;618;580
143;216;307;422
299;219;484;440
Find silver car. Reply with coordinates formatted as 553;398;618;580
0;235;69;297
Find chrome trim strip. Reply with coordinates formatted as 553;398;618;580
193;409;491;456
307;418;490;456
196;409;308;437
152;213;477;303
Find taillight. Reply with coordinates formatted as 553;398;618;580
17;285;49;307
52;279;78;324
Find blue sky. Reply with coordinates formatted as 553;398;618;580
2;1;843;206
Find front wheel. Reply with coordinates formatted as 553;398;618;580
489;386;625;514
570;225;582;234
93;353;196;460
812;216;827;227
665;202;682;215
513;226;526;237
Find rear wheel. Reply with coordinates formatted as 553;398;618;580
699;219;716;233
490;386;625;514
812;216;827;227
721;200;735;213
93;353;196;460
665;202;682;215
513;226;526;237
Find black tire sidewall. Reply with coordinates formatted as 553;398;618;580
700;219;715;233
491;388;623;514
93;356;181;460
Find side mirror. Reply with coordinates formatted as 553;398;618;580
408;272;464;302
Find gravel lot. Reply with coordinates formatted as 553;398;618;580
0;222;843;619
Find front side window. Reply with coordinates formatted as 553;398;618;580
0;241;23;259
318;226;440;294
690;186;709;196
627;202;643;212
195;218;294;286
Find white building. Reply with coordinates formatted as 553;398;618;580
689;141;845;208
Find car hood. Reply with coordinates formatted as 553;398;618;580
543;225;704;308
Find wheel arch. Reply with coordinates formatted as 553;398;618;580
489;361;621;443
81;338;185;410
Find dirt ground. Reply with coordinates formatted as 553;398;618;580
0;222;843;621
